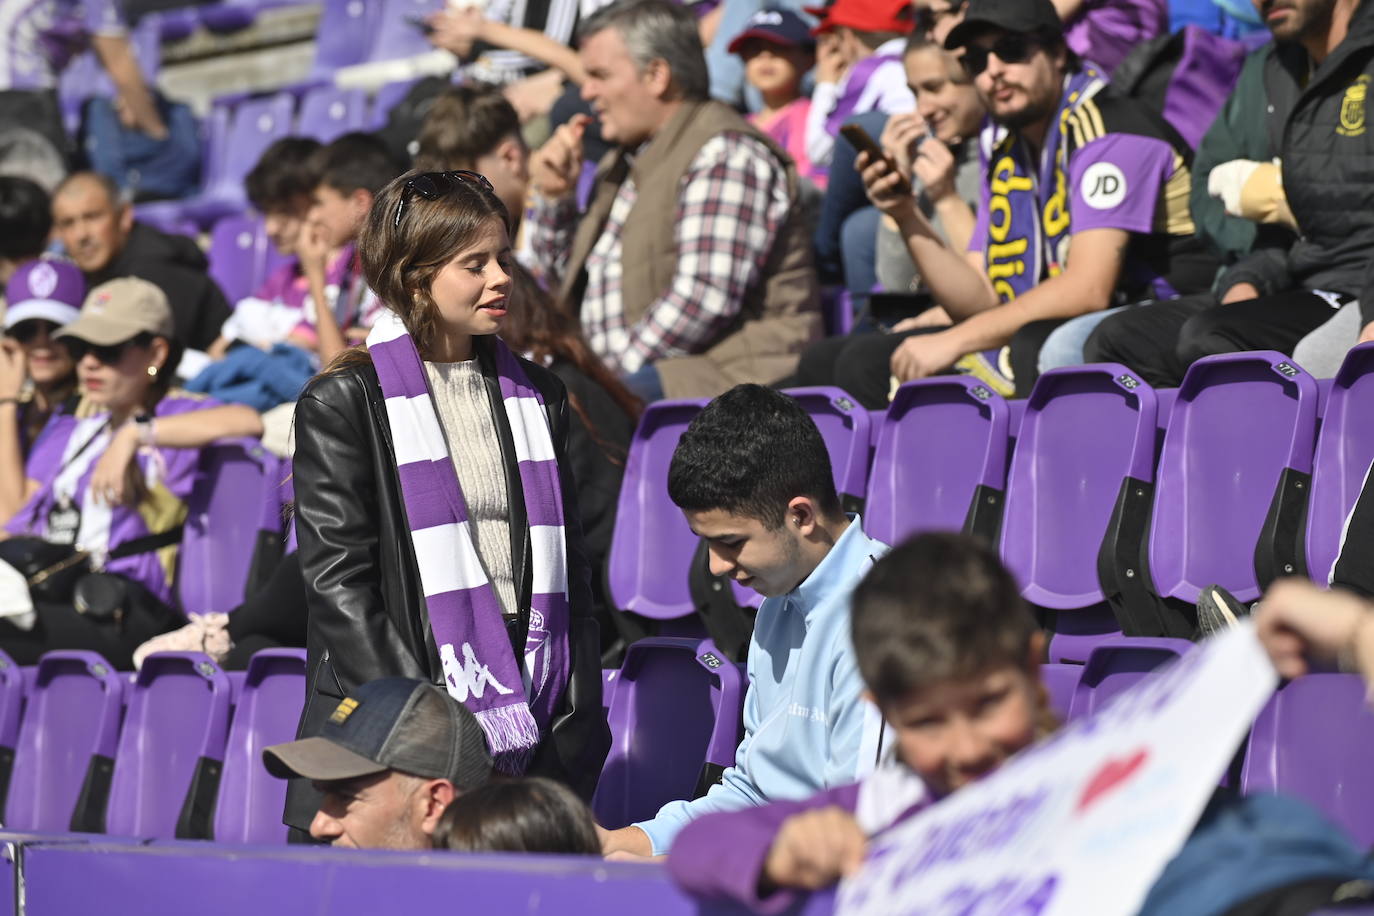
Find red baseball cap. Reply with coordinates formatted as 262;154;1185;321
811;0;914;35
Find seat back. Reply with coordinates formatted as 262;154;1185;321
592;638;744;829
1149;352;1319;604
0;649;25;822
368;0;445;62
106;653;233;839
782;387;872;509
207;215;267;305
1002;365;1158;610
1067;637;1192;721
204;93;295;203
7;652;124;832
180;441;281;615
1040;663;1082;722
311;0;379;76
296;86;368;142
1307;343;1374;583
214;650;307;844
866;377;1010;546
606;400;707;620
1242;673;1374;847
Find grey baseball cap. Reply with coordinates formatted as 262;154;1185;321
263;677;493;788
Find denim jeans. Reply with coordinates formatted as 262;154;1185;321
813;111;888;286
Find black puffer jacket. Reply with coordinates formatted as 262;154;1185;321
1222;0;1374;324
287;337;609;830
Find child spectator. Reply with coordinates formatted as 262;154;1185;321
305;132;406;337
804;0;916;171
436;777;601;855
728;8;824;189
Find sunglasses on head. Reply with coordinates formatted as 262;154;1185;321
393;170;496;228
5;319;61;345
65;333;153;366
962;32;1042;78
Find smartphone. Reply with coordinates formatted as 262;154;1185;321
840;123;912;196
406;13;436;34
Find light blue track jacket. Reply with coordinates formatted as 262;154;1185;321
635;517;888;854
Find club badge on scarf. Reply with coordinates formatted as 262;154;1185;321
366;310;570;773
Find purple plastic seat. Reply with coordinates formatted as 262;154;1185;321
207;214;267;305
1241;673;1374;847
781;387;872;508
0;649;24;823
177;93;295;228
106;652;233;839
1306;343;1374;583
606;400;707;621
601;669;619;715
179;442;282;615
368;78;421;130
1040;663;1081;722
1001;365;1158;659
592;637;744;829
214;649;306;844
1149;352;1319;605
296;86;368;142
154;8;201;42
1067;637;1191;721
6;652;124;833
198;0;259;34
367;0;445;62
865;377;1010;547
311;0;378;78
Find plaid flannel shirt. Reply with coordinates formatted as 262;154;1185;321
529;132;791;375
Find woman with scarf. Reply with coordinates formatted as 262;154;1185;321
289;170;609;834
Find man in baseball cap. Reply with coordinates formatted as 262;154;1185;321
942;0;1062;50
264;677;493;849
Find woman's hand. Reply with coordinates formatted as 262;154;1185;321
0;340;27;401
880;112;924;187
914;136;958;204
858;150;916;219
891;307;952;333
89;423;141;506
1256;579;1374;681
427;8;486;59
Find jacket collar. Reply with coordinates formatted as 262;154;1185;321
784;515;874;625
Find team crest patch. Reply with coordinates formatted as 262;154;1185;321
329;697;360;724
1339;75;1369;137
29;262;57;299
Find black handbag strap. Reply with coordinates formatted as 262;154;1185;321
106;525;184;561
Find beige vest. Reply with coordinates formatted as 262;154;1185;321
559;100;821;400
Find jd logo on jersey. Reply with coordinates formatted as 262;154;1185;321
1339;75;1369;137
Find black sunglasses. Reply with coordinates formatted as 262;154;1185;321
5;319;61;345
914;0;966;37
65;333;153;366
393;170;495;228
962;33;1041;78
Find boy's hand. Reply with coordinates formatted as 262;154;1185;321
598;823;653;858
298;224;331;284
816;33;847;84
762;807;867;892
531;114;590;201
1256;579;1374;680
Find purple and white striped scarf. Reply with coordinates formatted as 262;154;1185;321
366;311;570;774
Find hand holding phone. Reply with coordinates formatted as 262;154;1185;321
406;13;436;34
840;123;912;197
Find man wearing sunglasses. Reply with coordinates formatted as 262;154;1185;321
856;0;1214;399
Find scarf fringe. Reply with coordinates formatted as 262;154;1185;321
476;704;542;775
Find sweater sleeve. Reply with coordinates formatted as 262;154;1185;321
667;783;862;915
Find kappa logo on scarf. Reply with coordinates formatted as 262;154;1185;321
441;642;515;701
1339;75;1369;137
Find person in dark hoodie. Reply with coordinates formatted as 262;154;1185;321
50;171;231;352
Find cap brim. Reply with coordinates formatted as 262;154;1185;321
262;736;390;782
4;301;81;331
944;17;997;49
728;29;809;54
55;313;153;346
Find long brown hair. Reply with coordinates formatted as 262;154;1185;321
500;262;642;463
357;169;510;358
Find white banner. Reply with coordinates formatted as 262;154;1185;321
838;624;1278;916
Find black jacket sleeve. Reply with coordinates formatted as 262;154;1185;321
1332;459;1374;598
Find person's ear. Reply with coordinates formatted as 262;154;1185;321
497;136;527;176
350;189;374;223
117;202;135;237
1025;630;1046;674
644;57;674;98
419;779;458;837
147;336;170;373
786;495;819;538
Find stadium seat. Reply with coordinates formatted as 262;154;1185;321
601;668;619;715
173;93;295;228
1002;365;1160;660
1067;637;1191;721
0;650;24;824
154;7;201;42
367;77;420;131
1147;352;1319;616
1241;673;1374;847
296;86;368;142
310;0;379;78
865;377;1011;548
179;441;285;616
213;649;307;844
1306;342;1374;584
7;652;125;833
367;0;445;63
199;0;260;34
106;652;233;839
207;214;268;305
1040;663;1081;722
592;637;744;829
782;387;872;511
606;399;707;622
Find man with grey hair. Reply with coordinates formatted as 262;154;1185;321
527;0;821;403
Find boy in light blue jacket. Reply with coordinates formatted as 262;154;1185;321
598;384;888;858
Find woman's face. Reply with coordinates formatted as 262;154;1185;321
426;218;514;345
8;320;75;389
75;335;166;413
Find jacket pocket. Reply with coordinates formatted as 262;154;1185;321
311;648;347;700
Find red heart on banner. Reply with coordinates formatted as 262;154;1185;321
1076;748;1149;814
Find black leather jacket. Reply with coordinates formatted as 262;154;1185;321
286;339;609;830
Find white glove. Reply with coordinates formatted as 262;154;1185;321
1208;159;1264;217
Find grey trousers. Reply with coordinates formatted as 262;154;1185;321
1293;301;1364;378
